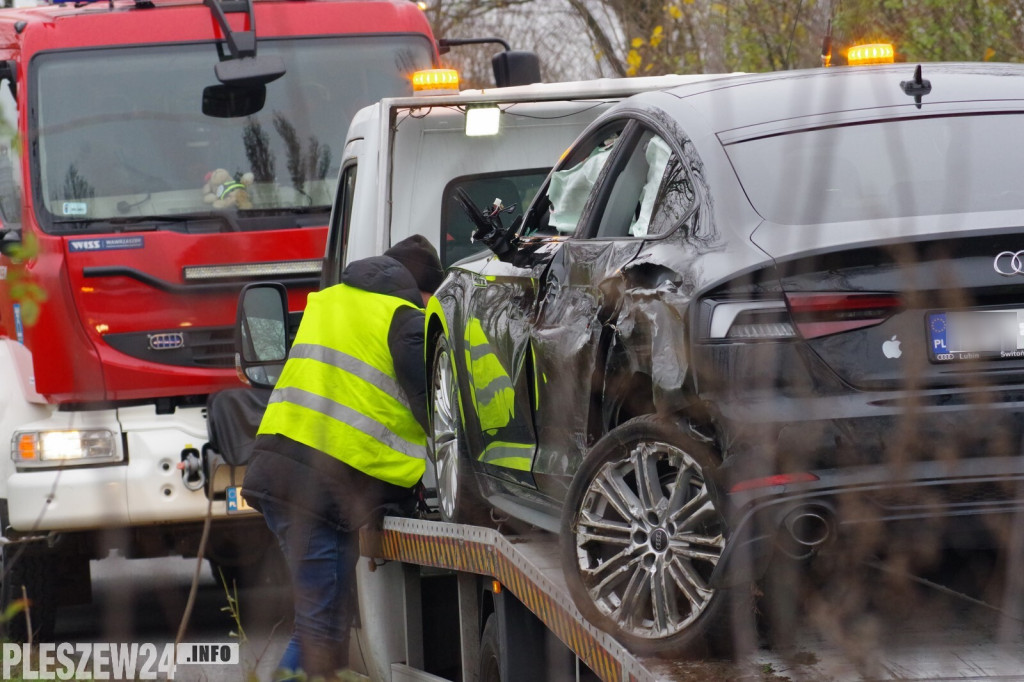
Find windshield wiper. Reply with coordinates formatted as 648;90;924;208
52;212;240;232
109;213;241;231
264;205;330;215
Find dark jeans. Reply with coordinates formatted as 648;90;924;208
260;499;358;680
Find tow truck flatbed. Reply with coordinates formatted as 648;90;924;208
361;517;1024;682
361;517;658;682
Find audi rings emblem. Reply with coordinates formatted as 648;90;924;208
994;250;1024;276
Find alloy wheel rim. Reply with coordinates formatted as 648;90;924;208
573;439;724;640
431;346;460;521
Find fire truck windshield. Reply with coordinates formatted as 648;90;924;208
32;35;434;235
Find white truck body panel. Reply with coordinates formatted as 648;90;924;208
0;339;51;501
353;558;409;681
5;404;227;529
1;337;45;404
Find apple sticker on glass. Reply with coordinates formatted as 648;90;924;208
882;335;902;359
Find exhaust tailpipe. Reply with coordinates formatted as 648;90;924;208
779;505;834;559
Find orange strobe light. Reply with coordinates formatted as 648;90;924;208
412;68;460;94
847;43;895;66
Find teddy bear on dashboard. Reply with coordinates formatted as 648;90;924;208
202;168;255;209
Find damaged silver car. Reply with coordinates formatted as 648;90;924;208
424;63;1024;657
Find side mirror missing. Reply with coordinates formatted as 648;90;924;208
203;83;267;118
492;51;541;88
236;282;289;389
452;187;517;262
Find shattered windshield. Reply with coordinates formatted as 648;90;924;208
33;36;434;234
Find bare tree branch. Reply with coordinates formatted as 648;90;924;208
564;0;628;76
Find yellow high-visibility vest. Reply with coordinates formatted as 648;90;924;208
258;284;427;488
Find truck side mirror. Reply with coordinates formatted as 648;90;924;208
0;226;20;257
492;51;541;88
0;60;16;100
235;282;289;388
203;0;286;90
214;54;286;88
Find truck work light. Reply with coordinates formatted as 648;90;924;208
465;104;500;136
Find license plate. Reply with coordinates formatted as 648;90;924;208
928;309;1024;362
226;486;255;514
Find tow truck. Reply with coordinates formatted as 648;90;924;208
0;0;539;642
232;71;730;681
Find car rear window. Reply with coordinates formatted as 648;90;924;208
726;113;1024;225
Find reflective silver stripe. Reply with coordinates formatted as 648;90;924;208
466;342;514;404
288;343;409;410
268;387;426;460
474;375;514;406
467;342;491;364
480;441;533;466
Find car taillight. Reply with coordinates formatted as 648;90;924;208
707;300;795;340
705;293;902;341
785;293;902;339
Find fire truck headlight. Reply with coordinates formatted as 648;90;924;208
13;430;120;467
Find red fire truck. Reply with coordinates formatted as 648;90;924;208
0;0;446;641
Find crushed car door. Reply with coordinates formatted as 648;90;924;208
459;119;633;486
528;123;693;500
460;254;546;482
472;118;642;496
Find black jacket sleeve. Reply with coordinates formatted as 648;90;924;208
388;306;429;433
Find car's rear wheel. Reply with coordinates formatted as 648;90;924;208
429;333;490;525
560;415;729;657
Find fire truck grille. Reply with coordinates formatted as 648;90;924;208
104;327;236;369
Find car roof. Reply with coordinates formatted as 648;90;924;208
652;63;1024;141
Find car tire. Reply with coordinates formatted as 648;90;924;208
478;613;502;682
1;545;58;643
429;333;491;526
560;415;729;657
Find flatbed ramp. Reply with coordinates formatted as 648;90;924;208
361;517;658;682
362;517;1024;682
